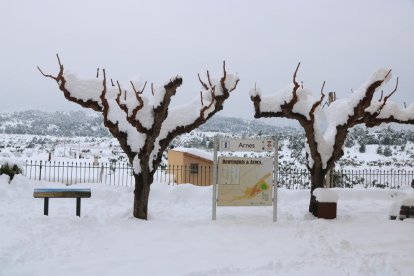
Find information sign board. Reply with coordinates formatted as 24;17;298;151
217;157;273;206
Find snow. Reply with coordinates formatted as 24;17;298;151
1;176;414;275
256;84;294;114
313;188;339;203
249;86;261;97
0;174;10;184
401;197;414;206
63;72;103;104
0;158;25;173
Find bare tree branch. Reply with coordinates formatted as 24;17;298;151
198;73;209;90
379;90;384;102
293;63;300;89
207;70;213;87
309;81;326;117
131;80;147;94
320;81;326;95
383;77;399;104
37;66;57;80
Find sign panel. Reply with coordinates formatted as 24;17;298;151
219;139;274;152
217;157;273;206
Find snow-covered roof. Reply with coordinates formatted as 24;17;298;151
170;147;213;161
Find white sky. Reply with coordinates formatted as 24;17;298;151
0;0;413;126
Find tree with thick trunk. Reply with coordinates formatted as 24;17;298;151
39;55;239;219
251;64;414;215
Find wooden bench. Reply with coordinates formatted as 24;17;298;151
33;188;91;217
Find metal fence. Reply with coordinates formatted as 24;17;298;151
24;161;212;186
278;168;414;189
24;160;414;189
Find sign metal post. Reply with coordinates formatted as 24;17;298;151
273;138;278;222
212;136;218;220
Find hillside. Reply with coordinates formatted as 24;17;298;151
0;110;108;137
0;110;289;138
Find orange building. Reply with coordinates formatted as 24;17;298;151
167;148;213;186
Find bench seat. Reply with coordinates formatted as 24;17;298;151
34;188;91;198
33;188;91;217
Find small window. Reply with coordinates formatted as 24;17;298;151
190;163;199;174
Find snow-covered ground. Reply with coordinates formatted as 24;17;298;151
1;175;414;275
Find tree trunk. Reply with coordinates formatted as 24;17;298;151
308;166;327;215
133;171;153;220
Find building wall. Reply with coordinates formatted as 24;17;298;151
168;150;213;186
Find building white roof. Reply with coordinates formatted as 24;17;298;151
170;147;213;161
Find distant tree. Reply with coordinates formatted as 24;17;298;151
383;146;392;157
377;146;383;155
251;63;414;214
39;55;239;220
345;137;355;148
359;143;366;153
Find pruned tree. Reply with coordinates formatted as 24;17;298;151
38;55;239;219
250;63;414;214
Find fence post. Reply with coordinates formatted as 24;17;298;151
39;161;42;181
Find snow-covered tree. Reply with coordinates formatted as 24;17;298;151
250;63;414;214
39;55;239;219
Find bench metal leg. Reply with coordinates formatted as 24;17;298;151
44;198;49;216
76;197;81;217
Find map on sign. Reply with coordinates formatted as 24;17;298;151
217;157;273;206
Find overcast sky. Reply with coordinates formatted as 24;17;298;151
0;0;413;126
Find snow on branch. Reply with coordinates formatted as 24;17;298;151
37;54;103;112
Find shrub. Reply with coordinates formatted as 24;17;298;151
0;163;23;181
